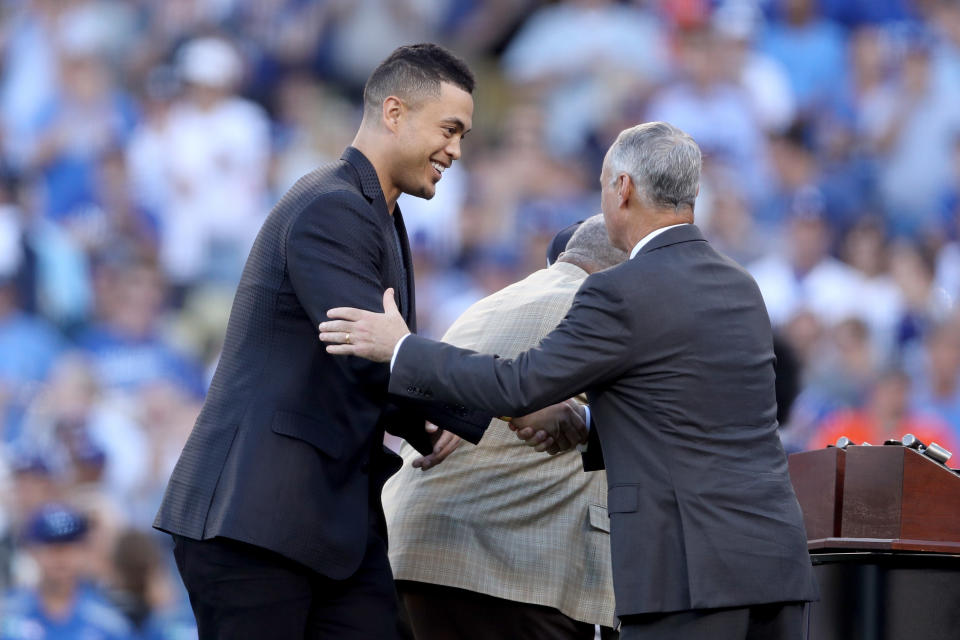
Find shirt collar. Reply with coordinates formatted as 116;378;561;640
550;260;588;279
629;223;690;259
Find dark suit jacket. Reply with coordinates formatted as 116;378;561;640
154;147;488;580
390;225;818;616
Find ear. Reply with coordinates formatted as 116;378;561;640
382;96;404;133
617;174;633;207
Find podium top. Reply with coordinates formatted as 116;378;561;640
789;445;960;552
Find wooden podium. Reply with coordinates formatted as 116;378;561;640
788;445;960;640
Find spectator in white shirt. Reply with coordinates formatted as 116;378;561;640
127;37;270;287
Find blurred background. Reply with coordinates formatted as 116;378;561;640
1;0;959;637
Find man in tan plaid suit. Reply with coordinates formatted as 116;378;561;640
382;215;626;639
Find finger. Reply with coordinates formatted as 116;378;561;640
325;344;357;356
413;455;435;470
325;307;367;321
515;427;537;441
524;430;549;446
382;288;399;314
412;453;436;469
425;422;438;433
435;436;462;461
317;319;356;333
318;331;353;345
433;431;457;454
534;437;555;453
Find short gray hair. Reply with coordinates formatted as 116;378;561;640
561;215;627;271
607;122;701;210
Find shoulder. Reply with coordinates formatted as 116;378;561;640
278;163;376;226
0;588;32;614
576;266;633;310
283;161;359;203
284;184;383;255
291;188;379;230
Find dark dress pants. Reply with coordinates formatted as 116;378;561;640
619;602;807;640
172;526;400;640
398;580;616;640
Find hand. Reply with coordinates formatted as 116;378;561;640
413;422;463;471
318;289;410;362
509;400;587;455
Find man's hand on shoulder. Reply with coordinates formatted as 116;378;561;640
509;400;587;455
319;289;410;362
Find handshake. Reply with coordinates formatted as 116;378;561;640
507;399;589;455
415;399;589;470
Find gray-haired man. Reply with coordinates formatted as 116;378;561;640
321;122;819;639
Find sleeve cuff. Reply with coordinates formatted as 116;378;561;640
390;333;412;372
577;405;591;453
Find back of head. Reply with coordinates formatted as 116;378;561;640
607;122;702;211
363;44;475;117
546;219;583;267
560;215;628;272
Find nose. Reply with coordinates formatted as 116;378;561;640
446;136;462;161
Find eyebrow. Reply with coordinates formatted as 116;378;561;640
441;117;471;134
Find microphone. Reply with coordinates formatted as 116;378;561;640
902;434;926;450
835;436;856;450
901;434;954;467
923;442;953;466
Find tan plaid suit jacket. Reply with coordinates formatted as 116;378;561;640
382;260;615;627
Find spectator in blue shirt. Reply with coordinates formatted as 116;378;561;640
0;504;132;640
762;0;848;115
0;276;65;441
76;251;203;399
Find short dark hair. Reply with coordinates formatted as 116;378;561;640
363;43;474;116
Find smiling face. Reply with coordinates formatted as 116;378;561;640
390;82;473;200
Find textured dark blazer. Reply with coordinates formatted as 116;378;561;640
154;147;488;580
390;224;819;617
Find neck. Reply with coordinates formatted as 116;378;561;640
40;582;76;619
624;207;693;250
352;128;399;213
557;254;599;275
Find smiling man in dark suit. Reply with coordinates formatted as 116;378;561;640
320;121;819;640
153;44;496;640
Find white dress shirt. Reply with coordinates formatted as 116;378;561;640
629;223;689;259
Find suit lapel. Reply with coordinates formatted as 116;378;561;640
340;146;413;325
392;207;416;331
369;191;410;325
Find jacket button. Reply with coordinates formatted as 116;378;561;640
360;460;369;474
407;386;414;392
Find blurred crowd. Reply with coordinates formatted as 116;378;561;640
1;0;960;636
